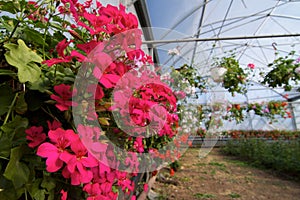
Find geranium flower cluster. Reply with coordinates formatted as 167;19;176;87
21;1;182;199
25;121;136;200
224;101;291;123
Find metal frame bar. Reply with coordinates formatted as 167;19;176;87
142;33;300;45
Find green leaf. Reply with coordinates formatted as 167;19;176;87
25;90;44;111
0;175;22;200
3;146;30;189
27;179;46;200
0;0;21;14
41;176;56;192
12;127;26;146
0;69;17;76
0;84;14;115
23;27;47;46
0;134;12;158
0;16;16;33
4;39;42;83
29;77;50;92
15;92;27;114
0;115;28;156
1;115;28;138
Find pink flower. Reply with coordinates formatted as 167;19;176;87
42;39;73;67
116;171;135;193
99;74;120;89
47;120;62;130
60;138;98;185
124;152;139;173
84;182;117;200
143;183;149;192
77;40;99;54
131;196;137;200
25;126;46;148
60;189;67;200
50;84;75;111
86;84;104;100
247;63;255;69
37;128;78;172
133;137;144;153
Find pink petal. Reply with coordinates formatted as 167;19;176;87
70;171;81;185
45;153;63;172
36;142;58;158
81;153;99;168
60;151;75;164
100;74;120;88
66;157;77;173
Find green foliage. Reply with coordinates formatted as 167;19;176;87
222;129;300;140
215;56;247;95
0;84;14;115
4;39;42;83
262;51;300;91
174;64;207;93
4;146;30;189
194;193;216;199
222;139;300;177
228;192;241;198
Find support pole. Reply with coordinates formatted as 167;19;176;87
142;33;300;45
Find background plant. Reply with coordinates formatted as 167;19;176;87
262;51;300;91
222;139;300;178
213;55;247;95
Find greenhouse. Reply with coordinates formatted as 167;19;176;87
1;0;300;199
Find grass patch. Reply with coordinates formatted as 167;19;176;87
193;162;207;167
229;192;241;198
209;162;225;167
180;176;191;182
209;161;227;172
225;159;250;167
194;193;216;199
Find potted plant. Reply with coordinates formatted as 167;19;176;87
213;55;247;95
262;50;300;91
0;1;189;199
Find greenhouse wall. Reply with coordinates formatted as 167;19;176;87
291;100;300;130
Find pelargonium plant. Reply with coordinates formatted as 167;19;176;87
262;50;300;91
212;55;247;95
0;1;190;199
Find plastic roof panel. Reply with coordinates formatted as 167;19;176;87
146;0;300;71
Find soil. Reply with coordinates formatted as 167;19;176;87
153;148;300;200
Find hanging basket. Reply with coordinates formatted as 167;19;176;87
210;66;227;83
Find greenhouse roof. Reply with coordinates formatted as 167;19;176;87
117;0;300;105
141;0;300;77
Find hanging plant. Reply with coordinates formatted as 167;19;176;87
213;56;247;95
224;103;246;123
172;64;207;95
262;50;300;91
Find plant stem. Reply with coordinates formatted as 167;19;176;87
42;0;54;60
41;107;59;121
0;156;9;160
24;188;28;200
3;93;18;125
7;21;20;41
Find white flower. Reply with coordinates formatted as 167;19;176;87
295;67;300;75
186;86;192;94
168;47;180;56
161;72;171;80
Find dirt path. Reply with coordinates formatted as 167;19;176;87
153;148;300;200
